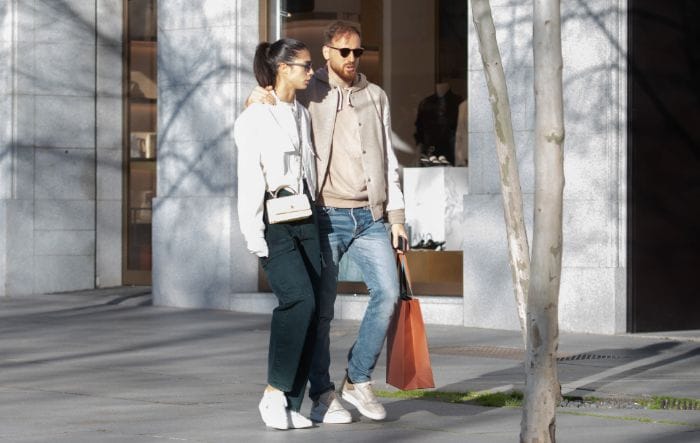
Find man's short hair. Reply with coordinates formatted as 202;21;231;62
324;20;361;44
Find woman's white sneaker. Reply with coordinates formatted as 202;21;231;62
310;390;352;424
258;390;289;430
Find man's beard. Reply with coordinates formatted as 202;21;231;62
331;62;356;83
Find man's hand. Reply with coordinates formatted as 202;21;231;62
391;224;409;254
245;85;275;107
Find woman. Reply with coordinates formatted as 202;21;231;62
234;38;319;430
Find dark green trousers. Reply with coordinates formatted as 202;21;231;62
260;203;321;412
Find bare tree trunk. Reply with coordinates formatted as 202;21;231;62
520;0;565;442
471;0;531;341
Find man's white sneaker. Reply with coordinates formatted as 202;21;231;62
310;390;353;424
340;377;386;421
258;390;289;430
288;410;314;429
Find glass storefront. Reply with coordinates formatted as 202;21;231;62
124;0;157;284
266;0;466;167
262;0;467;294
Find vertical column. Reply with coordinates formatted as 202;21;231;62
153;1;258;308
464;0;627;333
3;0;99;295
464;0;533;331
232;0;264;294
96;0;123;287
2;0;35;296
556;0;626;333
0;0;13;295
1;0;11;199
4;0;39;296
31;0;97;294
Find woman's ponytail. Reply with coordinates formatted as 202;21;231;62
253;42;275;87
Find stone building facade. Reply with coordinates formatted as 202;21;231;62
1;1;697;334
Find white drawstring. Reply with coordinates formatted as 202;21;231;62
336;87;343;111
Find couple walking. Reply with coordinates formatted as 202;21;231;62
234;21;408;430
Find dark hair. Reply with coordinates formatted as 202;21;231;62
324;20;361;45
253;38;308;87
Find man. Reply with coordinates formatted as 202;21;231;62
247;21;408;423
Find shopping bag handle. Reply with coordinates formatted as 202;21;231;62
398;253;414;300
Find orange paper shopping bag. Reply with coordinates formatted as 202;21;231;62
386;253;435;390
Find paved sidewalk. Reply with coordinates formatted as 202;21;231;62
1;288;699;442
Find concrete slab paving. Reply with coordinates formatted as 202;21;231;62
1;288;699;442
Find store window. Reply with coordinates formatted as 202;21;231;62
124;0;157;285
265;0;467;167
262;0;467;295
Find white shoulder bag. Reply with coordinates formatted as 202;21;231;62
265;186;312;224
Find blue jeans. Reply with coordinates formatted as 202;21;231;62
309;206;399;400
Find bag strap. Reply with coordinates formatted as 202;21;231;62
397;253;414;300
266;97;305;194
268;185;298;198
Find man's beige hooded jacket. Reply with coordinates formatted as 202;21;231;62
297;67;405;225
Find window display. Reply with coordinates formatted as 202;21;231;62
264;0;467;295
124;0;157;283
414;82;463;166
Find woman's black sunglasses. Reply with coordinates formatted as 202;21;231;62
327;46;365;58
286;61;313;72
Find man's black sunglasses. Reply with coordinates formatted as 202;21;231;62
327;46;365;58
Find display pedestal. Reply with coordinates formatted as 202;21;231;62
403;250;462;296
404;167;468;250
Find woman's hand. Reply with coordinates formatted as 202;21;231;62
247;237;269;258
